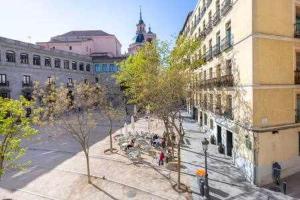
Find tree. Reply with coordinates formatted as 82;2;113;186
115;37;203;191
0;96;39;179
36;82;105;184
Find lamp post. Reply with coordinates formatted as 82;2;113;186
202;138;210;199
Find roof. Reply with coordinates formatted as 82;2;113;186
179;11;193;35
57;30;112;37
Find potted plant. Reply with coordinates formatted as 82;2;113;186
218;143;225;154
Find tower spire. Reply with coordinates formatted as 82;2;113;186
139;5;142;21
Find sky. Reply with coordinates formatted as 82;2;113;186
0;0;196;53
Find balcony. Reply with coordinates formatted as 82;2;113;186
213;11;221;26
22;81;33;88
215;106;222;115
220;74;234;87
221;0;232;16
295;70;300;84
295;23;300;38
0;81;9;87
224;109;234;120
200;7;206;18
296;109;300;123
206;50;213;61
213;44;221;56
221;35;233;51
199;29;207;39
205;21;213;35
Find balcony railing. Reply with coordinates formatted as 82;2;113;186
296;109;300;123
0;81;9;87
224;109;234;120
200;7;206;18
220;74;234;87
22;81;33;88
206;50;213;61
213;44;221;56
294;23;300;38
199;29;207;39
221;35;233;51
295;70;300;84
205;21;213;35
213;11;221;26
221;0;232;16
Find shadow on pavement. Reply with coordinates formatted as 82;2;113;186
91;183;120;200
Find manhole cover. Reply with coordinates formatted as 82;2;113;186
127;190;137;198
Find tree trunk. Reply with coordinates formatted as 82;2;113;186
177;134;182;190
84;151;91;184
0;155;4;180
109;117;113;152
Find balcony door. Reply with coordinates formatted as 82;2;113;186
296;94;300;123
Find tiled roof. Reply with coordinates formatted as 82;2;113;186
58;30;112;37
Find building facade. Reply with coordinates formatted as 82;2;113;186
181;0;300;186
37;30;122;57
0;36;95;99
128;9;156;55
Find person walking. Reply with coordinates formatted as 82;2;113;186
159;151;165;166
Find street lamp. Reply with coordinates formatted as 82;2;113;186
202;138;210;199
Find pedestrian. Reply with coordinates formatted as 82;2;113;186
159;151;165;166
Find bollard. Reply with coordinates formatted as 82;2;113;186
199;180;205;196
282;182;287;195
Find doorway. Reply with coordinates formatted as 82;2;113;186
226;130;233;157
217;126;222;145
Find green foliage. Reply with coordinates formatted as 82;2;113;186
0;96;39;178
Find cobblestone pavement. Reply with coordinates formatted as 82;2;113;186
180;112;298;200
0;118;191;200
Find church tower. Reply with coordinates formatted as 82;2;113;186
128;7;157;55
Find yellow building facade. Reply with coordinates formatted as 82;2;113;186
181;0;300;185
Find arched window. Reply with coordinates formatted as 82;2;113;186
20;53;29;64
6;51;16;63
33;55;41;65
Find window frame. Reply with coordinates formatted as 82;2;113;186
33;55;41;66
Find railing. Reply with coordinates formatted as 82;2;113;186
206;50;213;61
205;21;213;35
220;74;234;87
200;7;207;18
295;70;300;84
224;109;234;120
213;44;221;56
221;0;232;16
221;35;233;51
213;11;221;26
199;29;207;39
22;81;33;87
296;109;300;123
0;81;9;87
295;23;300;38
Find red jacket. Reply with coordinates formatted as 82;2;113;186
159;152;165;160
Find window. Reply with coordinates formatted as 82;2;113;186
204;114;208;125
79;63;84;71
216;65;221;78
226;21;231;40
33;55;41;66
210;119;214;130
6;51;16;63
64;60;69;69
69;46;72;50
216;94;221;110
20;53;29;64
72;61;77;70
297;53;300;71
109;64;115;72
209;68;213;79
95;77;99;83
23;75;31;86
86;64;90;72
226;59;232;75
216;32;221;46
103;64;108;72
54;59;61;68
68;78;73;83
45;57;51;67
296;94;300;123
0;74;7;83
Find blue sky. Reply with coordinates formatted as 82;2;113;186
0;0;196;53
